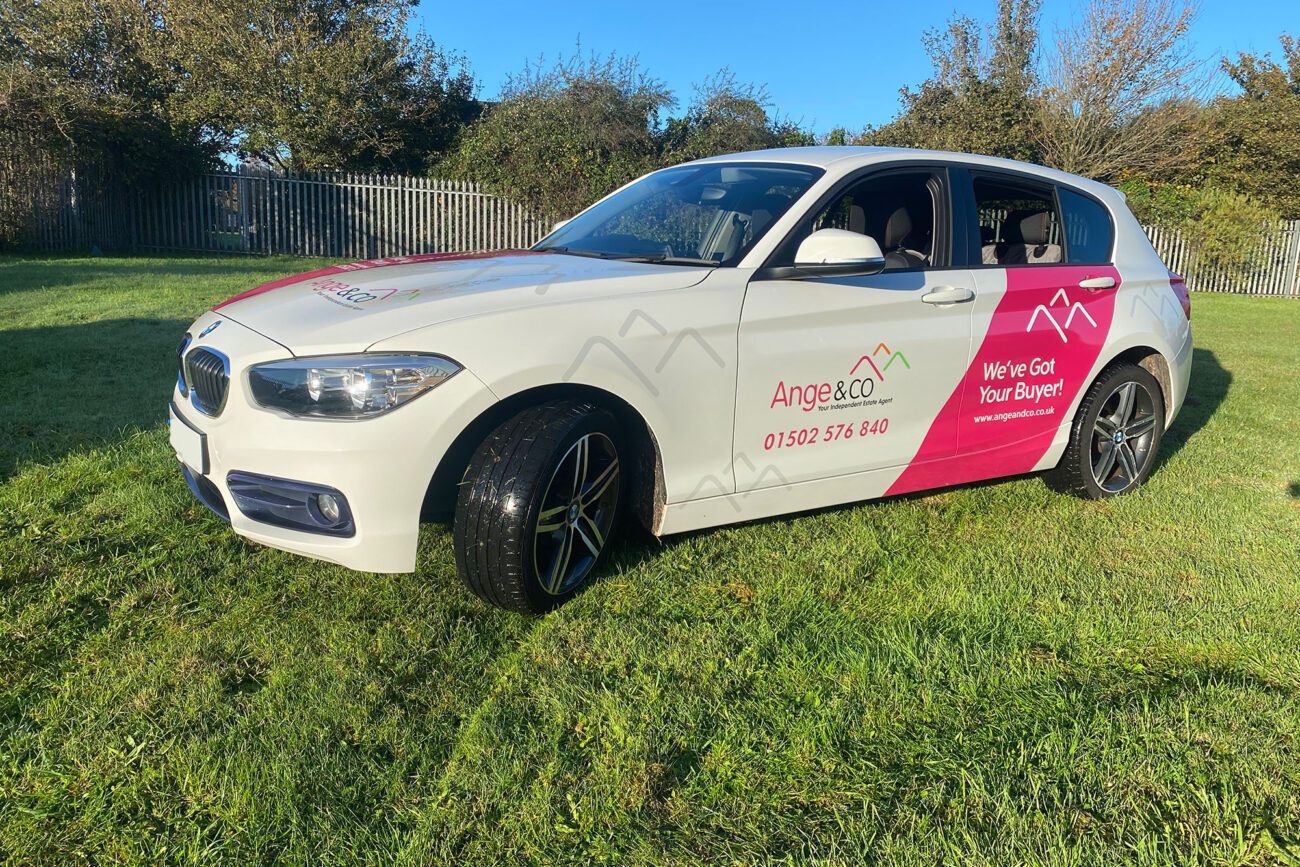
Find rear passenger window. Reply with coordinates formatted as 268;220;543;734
972;176;1062;266
1058;187;1114;264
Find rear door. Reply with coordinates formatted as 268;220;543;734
887;168;1122;494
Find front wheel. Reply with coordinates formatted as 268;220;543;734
453;401;623;613
1047;364;1166;499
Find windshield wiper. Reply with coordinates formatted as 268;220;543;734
540;246;618;259
541;247;720;267
616;254;722;267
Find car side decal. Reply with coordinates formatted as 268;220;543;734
886;265;1120;495
211;250;542;311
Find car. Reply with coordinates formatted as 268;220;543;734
170;146;1193;612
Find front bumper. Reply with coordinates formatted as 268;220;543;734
169;313;497;573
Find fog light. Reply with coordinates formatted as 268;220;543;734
316;493;341;524
225;472;354;537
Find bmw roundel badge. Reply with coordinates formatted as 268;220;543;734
198;320;222;338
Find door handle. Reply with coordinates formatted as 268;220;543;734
921;286;974;305
1078;276;1116;290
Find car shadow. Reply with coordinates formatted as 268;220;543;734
1150;347;1230;471
0;318;189;481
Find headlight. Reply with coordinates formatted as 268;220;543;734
248;354;461;419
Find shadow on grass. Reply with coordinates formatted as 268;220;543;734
1152;347;1231;471
0;317;187;480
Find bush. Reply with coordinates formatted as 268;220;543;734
1181;187;1279;277
439;54;671;221
1115;179;1196;226
659;71;813;164
442;57;814;221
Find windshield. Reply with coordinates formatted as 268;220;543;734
534;162;823;266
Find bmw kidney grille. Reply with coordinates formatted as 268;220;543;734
185;347;230;416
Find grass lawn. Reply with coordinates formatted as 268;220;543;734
1;254;1298;865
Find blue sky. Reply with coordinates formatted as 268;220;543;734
415;0;1292;134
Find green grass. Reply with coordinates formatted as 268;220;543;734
1;254;1298;866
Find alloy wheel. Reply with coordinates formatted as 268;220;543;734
532;433;620;595
1090;380;1158;493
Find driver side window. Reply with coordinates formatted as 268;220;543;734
806;171;941;271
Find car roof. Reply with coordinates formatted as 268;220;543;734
689;146;1120;202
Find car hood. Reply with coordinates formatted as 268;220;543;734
212;251;714;355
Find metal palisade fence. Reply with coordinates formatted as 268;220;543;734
19;166;550;258
1144;220;1300;297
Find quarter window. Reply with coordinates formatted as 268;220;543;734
1058;187;1114;264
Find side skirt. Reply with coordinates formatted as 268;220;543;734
656;428;1075;537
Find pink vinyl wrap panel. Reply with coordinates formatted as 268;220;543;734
887;265;1120;495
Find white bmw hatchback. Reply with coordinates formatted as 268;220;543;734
171;147;1192;612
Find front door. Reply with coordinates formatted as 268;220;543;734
732;168;977;491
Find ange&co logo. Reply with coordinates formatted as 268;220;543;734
308;278;422;308
1027;288;1097;344
771;341;910;413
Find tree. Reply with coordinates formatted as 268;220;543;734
865;0;1041;160
1197;35;1300;218
441;53;673;219
163;0;477;172
0;0;475;178
1036;0;1203;181
443;56;812;220
0;0;215;182
659;70;813;164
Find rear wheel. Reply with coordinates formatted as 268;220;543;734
1047;364;1165;499
453;401;623;613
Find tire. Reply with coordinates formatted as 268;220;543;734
453;401;624;613
1046;363;1166;499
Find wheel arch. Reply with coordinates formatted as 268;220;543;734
422;383;666;532
1101;344;1174;423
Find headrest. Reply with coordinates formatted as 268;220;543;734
748;193;791;234
884;207;912;249
1004;210;1052;246
848;205;866;235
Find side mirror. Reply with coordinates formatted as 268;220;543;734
551;218;571;233
792;229;886;277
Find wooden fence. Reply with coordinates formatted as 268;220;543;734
7;162;1300;296
15;167;550;258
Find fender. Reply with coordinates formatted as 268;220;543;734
366;276;749;506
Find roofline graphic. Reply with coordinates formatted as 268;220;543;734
850;343;910;379
1028;289;1099;344
850;355;885;379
